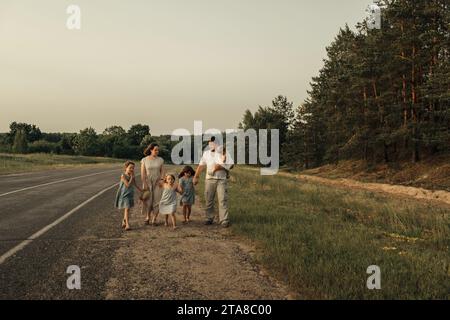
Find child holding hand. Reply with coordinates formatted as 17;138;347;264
178;166;196;223
115;161;142;231
159;174;181;230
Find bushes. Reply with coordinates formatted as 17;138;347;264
112;143;141;160
0;144;11;153
0;134;11;153
28;140;61;154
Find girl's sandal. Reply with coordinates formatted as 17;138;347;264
125;226;131;231
122;220;126;228
144;219;150;225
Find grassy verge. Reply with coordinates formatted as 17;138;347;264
0;153;123;175
210;166;449;299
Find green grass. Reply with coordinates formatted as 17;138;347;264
205;167;449;299
0;153;123;175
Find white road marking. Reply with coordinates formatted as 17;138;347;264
0;182;119;265
0;169;118;198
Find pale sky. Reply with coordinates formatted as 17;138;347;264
0;0;372;135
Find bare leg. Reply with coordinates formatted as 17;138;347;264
165;215;169;227
171;213;177;230
151;211;159;226
121;210;126;228
187;205;192;221
124;208;130;230
183;205;188;223
142;202;150;224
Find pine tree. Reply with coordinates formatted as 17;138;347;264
242;0;449;169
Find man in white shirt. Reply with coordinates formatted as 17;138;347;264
193;137;234;227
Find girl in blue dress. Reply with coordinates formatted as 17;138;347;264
178;166;196;223
115;161;142;231
159;174;181;230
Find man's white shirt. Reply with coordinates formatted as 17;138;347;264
199;146;233;180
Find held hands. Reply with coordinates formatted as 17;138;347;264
193;176;199;186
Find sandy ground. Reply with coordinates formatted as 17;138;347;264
104;202;293;300
294;174;450;206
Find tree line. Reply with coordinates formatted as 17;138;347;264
240;0;449;169
0;122;176;161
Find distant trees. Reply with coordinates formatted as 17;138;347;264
60;134;76;155
8;122;41;144
71;124;152;158
239;95;296;164
140;134;174;160
0;122;162;160
103;126;126;137
101;126;129;158
73;127;101;156
12;130;28;154
240;0;449;169
128;124;150;145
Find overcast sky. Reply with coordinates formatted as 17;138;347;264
0;0;373;135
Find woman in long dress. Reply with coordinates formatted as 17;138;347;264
141;143;165;225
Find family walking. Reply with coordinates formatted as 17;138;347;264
114;137;233;231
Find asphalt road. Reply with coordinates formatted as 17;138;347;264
0;165;126;299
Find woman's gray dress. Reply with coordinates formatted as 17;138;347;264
141;156;164;213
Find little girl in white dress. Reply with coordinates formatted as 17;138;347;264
159;174;181;230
